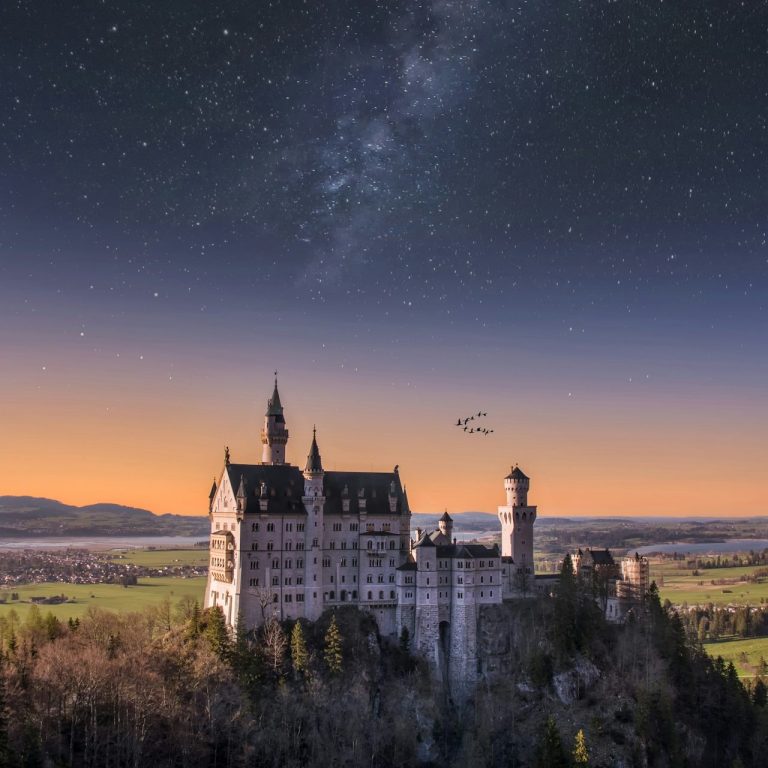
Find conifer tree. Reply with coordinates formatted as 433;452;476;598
572;728;589;767
536;716;568;768
324;614;343;675
203;606;231;661
291;621;308;675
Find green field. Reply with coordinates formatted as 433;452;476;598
0;577;207;622
108;548;209;567
703;636;768;679
654;561;768;607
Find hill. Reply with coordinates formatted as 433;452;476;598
0;495;209;537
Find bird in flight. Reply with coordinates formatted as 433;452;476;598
455;411;493;435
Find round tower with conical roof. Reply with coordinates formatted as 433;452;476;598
497;465;537;575
261;375;289;464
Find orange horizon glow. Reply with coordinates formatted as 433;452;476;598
2;347;766;520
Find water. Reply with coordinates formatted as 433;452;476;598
630;539;768;556
0;535;209;551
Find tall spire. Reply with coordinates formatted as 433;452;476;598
266;371;283;416
304;426;323;474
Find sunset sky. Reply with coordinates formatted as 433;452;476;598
1;2;766;518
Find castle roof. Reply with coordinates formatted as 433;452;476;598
439;510;453;523
266;379;284;417
413;532;436;548
435;542;499;559
581;548;616;567
304;428;323;474
505;466;529;481
223;463;408;516
396;559;417;571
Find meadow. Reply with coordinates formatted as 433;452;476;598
703;636;768;679
0;548;208;622
0;577;207;622
654;561;768;607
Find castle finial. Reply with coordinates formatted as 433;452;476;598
224;446;230;466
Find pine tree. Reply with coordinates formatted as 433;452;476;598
536;716;568;768
324;614;343;675
202;606;231;661
0;655;9;768
290;621;308;675
572;728;590;767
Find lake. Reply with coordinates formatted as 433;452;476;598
0;535;209;551
631;539;768;556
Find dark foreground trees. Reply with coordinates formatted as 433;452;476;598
1;588;768;768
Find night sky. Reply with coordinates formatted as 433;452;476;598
1;1;766;517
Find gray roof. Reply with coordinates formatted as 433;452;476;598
505;466;529;481
439;510;453;523
582;548;616;567
435;542;499;559
222;463;408;516
266;380;284;418
304;429;323;474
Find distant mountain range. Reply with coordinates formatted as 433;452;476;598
0;496;210;537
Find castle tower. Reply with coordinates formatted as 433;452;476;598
261;376;289;464
438;510;453;541
498;465;537;573
302;427;325;620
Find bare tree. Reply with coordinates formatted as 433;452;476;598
262;618;287;674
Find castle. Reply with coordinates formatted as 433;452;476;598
204;380;649;678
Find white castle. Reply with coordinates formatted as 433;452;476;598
205;380;647;679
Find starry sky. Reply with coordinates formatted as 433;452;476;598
1;1;766;518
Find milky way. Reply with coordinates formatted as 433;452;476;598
2;0;765;322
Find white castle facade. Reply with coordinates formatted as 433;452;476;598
205;380;648;678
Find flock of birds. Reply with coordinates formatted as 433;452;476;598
455;412;494;435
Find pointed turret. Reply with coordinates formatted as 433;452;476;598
261;373;289;464
438;509;453;539
208;477;217;513
304;426;323;474
236;474;247;513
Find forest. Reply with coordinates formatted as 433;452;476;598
1;567;768;768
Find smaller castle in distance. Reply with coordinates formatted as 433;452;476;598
205;379;649;683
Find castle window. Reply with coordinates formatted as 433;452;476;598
322;558;330;568
350;523;358;531
252;523;259;532
272;559;279;569
297;577;303;585
249;578;259;587
272;576;279;586
251;542;259;551
389;574;395;583
489;561;494;568
329;591;335;599
480;576;484;583
390;559;395;567
367;575;373;583
341;541;347;550
297;542;305;550
367;591;372;600
458;592;463;599
330;541;336;550
333;523;342;532
340;558;347;567
490;591;493;597
481;591;484;597
285;523;293;532
378;575;384;583
297;594;304;602
267;523;275;532
285;559;292;569
297;523;305;532
285;577;292;585
341;575;345;583
273;594;278;602
352;590;358;599
367;541;373;550
313;539;319;547
352;541;358;549
379;591;384;600
426;578;430;585
297;559;303;568
267;542;273;551
352;558;358;567
284;594;292;603
286;542;292;551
